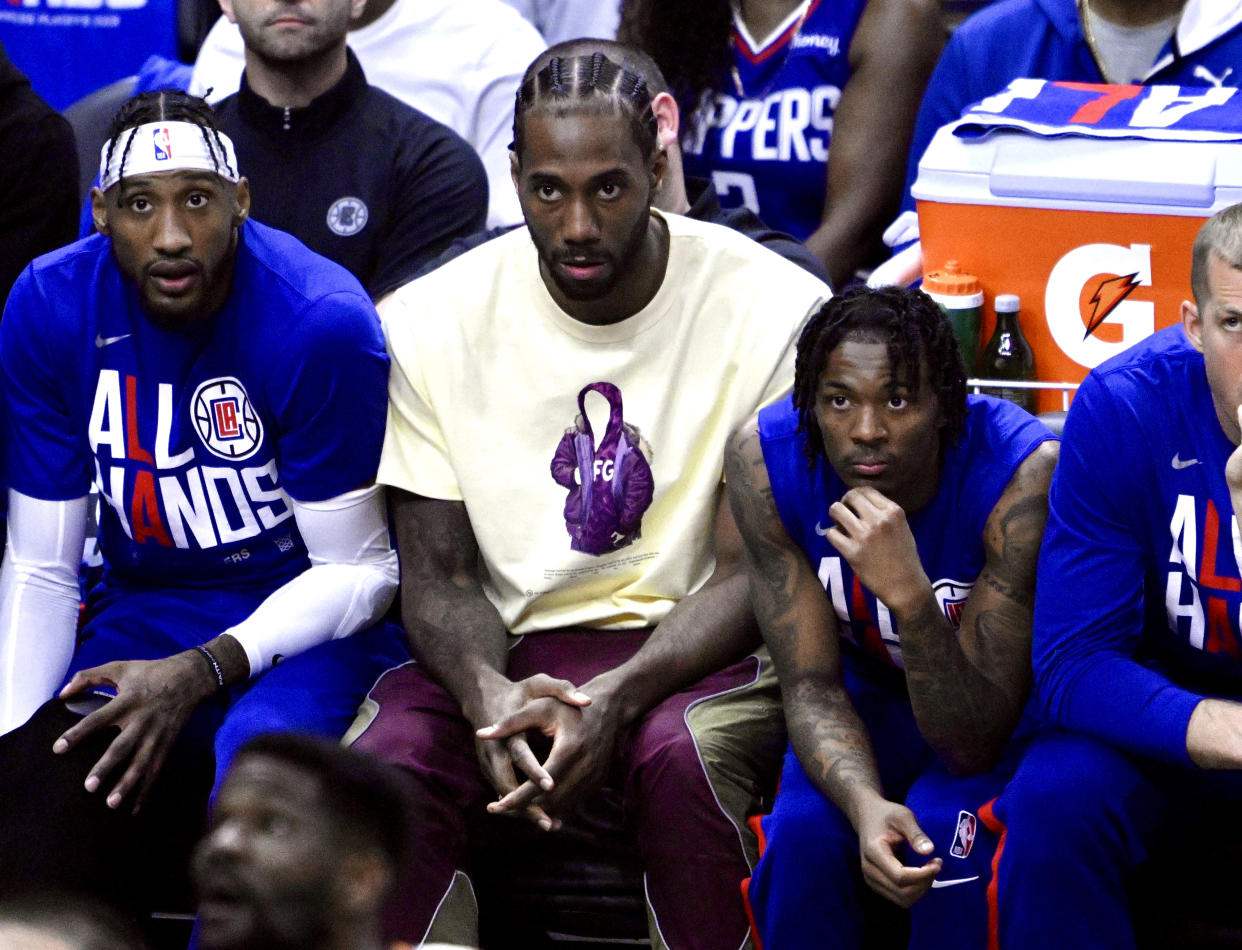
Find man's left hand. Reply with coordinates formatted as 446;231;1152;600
54;652;218;813
856;796;942;907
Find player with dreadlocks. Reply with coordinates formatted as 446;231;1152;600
0;89;409;922
350;46;828;948
791;285;969;464
724;285;1058;949
618;0;941;291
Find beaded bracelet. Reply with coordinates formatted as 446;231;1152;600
195;644;226;689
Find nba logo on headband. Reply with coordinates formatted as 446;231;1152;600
153;127;173;162
99;121;241;191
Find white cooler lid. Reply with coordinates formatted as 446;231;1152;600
912;121;1242;214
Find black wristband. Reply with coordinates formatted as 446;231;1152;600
195;644;226;689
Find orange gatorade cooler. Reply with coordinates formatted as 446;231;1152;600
914;115;1242;412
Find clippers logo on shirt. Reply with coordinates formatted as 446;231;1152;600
326;197;369;237
1165;493;1242;658
153;126;172;162
89;369;291;552
934;579;973;628
815;554;975;669
192;377;263;460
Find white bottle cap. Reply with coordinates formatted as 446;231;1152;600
995;294;1020;313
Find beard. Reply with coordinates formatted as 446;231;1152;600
532;204;652;303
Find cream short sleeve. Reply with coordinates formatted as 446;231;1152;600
376;301;463;501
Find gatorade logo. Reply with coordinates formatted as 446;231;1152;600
1045;243;1153;370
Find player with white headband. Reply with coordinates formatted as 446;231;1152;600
0;89;410;921
97;117;241;193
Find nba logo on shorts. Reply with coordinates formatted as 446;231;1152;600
153;127;173;162
950;811;976;858
191;377;263;460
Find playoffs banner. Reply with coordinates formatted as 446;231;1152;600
0;0;177;110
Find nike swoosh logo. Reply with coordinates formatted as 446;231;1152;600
1171;453;1201;470
95;333;132;348
930;876;980;889
814;521;832;537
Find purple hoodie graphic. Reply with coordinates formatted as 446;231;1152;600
550;382;654;556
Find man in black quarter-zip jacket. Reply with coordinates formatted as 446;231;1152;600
211;0;489;301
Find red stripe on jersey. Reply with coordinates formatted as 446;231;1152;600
734;0;824;65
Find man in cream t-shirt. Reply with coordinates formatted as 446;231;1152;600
348;51;828;949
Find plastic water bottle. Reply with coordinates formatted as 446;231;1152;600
922;261;983;376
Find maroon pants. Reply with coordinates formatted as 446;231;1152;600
350;629;783;949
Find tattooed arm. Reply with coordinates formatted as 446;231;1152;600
839;442;1059;776
390;489;588;827
725;420;940;906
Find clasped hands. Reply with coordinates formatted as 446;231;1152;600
473;672;617;831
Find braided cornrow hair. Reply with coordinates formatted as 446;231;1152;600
512;52;659;161
618;0;733;134
792;286;968;466
102;89;235;205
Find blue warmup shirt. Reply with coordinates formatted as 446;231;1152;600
1034;325;1242;767
758;393;1053;669
682;0;866;242
0;220;389;594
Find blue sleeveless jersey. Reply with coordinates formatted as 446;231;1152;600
758;393;1053;669
0;220;389;594
682;0;866;241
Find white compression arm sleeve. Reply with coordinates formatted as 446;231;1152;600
223;484;399;676
0;491;88;735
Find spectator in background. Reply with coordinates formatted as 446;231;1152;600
619;0;942;290
617;39;833;285
498;0;621;45
193;733;410;950
191;0;545;229
904;0;1242;210
0;41;78;309
210;0;488;299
